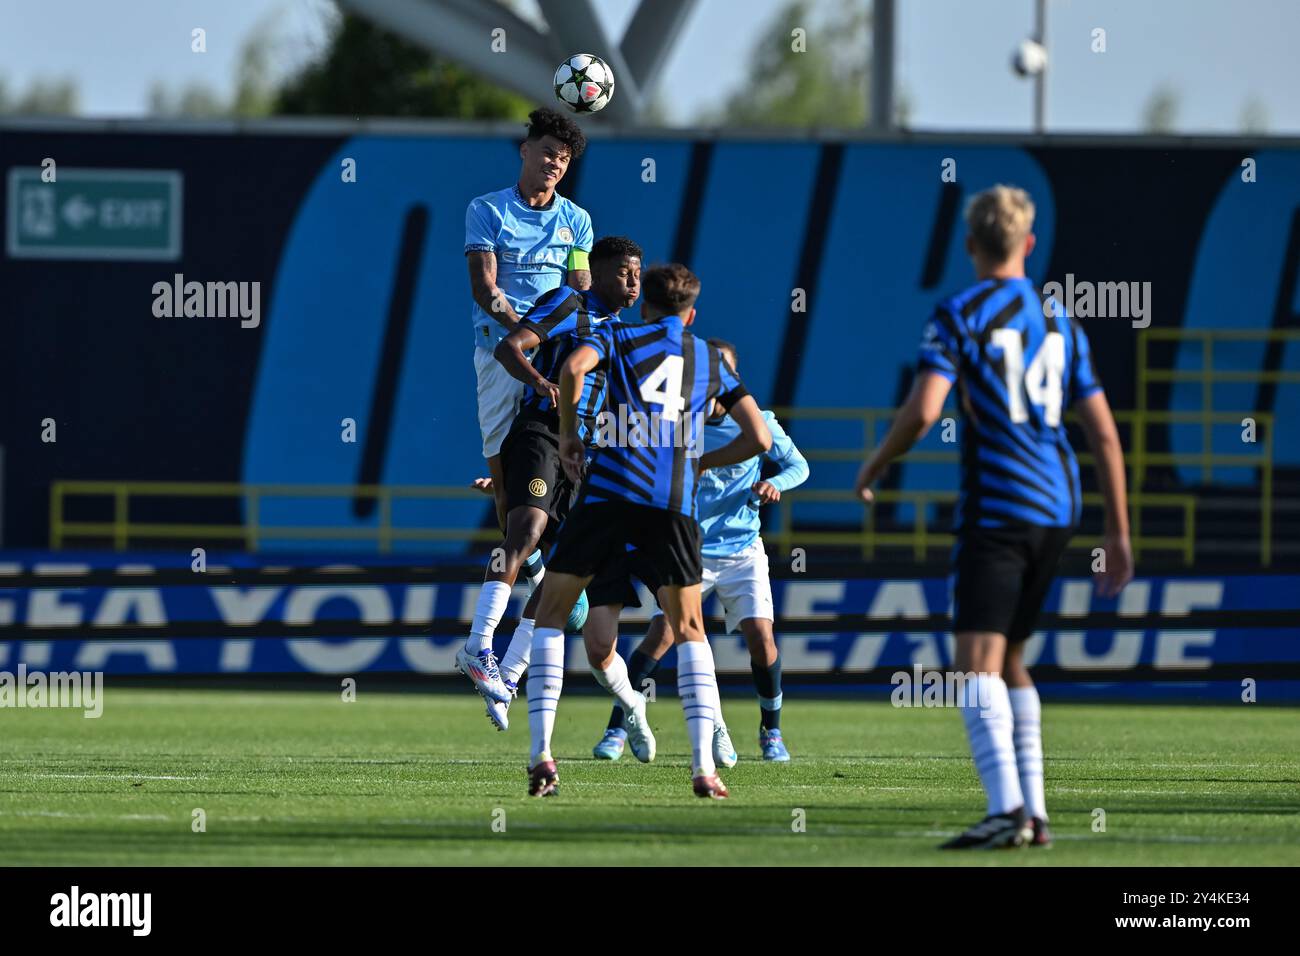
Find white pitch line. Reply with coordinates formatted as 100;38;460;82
907;829;1295;846
0;810;170;821
1050;787;1293;797
17;773;200;781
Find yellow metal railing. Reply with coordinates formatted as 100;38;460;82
51;477;1196;564
764;489;1195;564
50;481;500;553
1134;327;1298;565
765;407;1212;565
50;327;1289;563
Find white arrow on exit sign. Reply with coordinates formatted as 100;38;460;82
61;195;96;229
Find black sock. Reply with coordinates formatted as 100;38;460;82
751;654;783;730
607;649;662;730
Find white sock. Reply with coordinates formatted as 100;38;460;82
591;652;642;713
465;580;512;655
500;618;534;686
958;674;1024;816
1009;686;1047;821
526;626;565;765
522;550;546;598
677;640;720;776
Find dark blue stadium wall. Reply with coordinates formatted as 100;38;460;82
3;128;1300;548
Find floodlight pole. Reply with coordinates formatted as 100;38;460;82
1034;0;1047;133
871;0;895;130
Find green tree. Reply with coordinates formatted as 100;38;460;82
146;11;285;119
231;19;279;117
0;76;79;115
147;80;227;118
275;13;532;120
1239;95;1268;135
706;0;869;128
1141;84;1180;134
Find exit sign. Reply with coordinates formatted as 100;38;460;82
6;167;182;260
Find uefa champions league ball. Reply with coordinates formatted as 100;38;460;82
1012;38;1048;77
554;53;615;113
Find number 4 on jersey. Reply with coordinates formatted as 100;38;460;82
639;355;686;421
991;329;1065;426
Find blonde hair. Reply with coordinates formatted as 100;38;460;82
964;185;1035;261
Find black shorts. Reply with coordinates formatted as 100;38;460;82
547;499;702;590
952;523;1072;643
500;418;575;549
585;546;661;609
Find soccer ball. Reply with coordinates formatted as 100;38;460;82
554;54;615;113
1011;38;1048;77
565;589;589;633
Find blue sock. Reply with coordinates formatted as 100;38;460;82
521;549;544;580
752;654;783;730
607;649;661;730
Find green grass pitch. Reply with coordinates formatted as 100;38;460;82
1;686;1296;866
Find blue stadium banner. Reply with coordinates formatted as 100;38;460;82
1;551;1294;701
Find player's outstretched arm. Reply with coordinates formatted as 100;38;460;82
854;371;952;503
557;344;601;481
467;251;521;331
698;396;772;471
1076;389;1134;597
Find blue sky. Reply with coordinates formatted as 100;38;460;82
1;0;1296;133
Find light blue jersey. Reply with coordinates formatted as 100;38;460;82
697;409;809;558
464;185;593;348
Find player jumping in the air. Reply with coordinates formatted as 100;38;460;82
463;107;592;636
591;339;809;765
456;237;643;729
525;263;772;799
854;185;1132;849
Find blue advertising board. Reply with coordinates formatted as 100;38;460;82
1;551;1294;702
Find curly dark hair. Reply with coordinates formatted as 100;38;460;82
590;235;643;265
525;107;587;160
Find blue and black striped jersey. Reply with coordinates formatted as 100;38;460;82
579;315;749;518
918;276;1102;528
516;285;621;444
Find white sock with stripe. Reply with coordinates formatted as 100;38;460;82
500;618;534;686
1009;685;1047;821
526;626;565;765
958;674;1024;816
591;652;642;713
677;640;720;776
465;580;511;655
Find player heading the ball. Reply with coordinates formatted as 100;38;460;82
464;108;593;531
